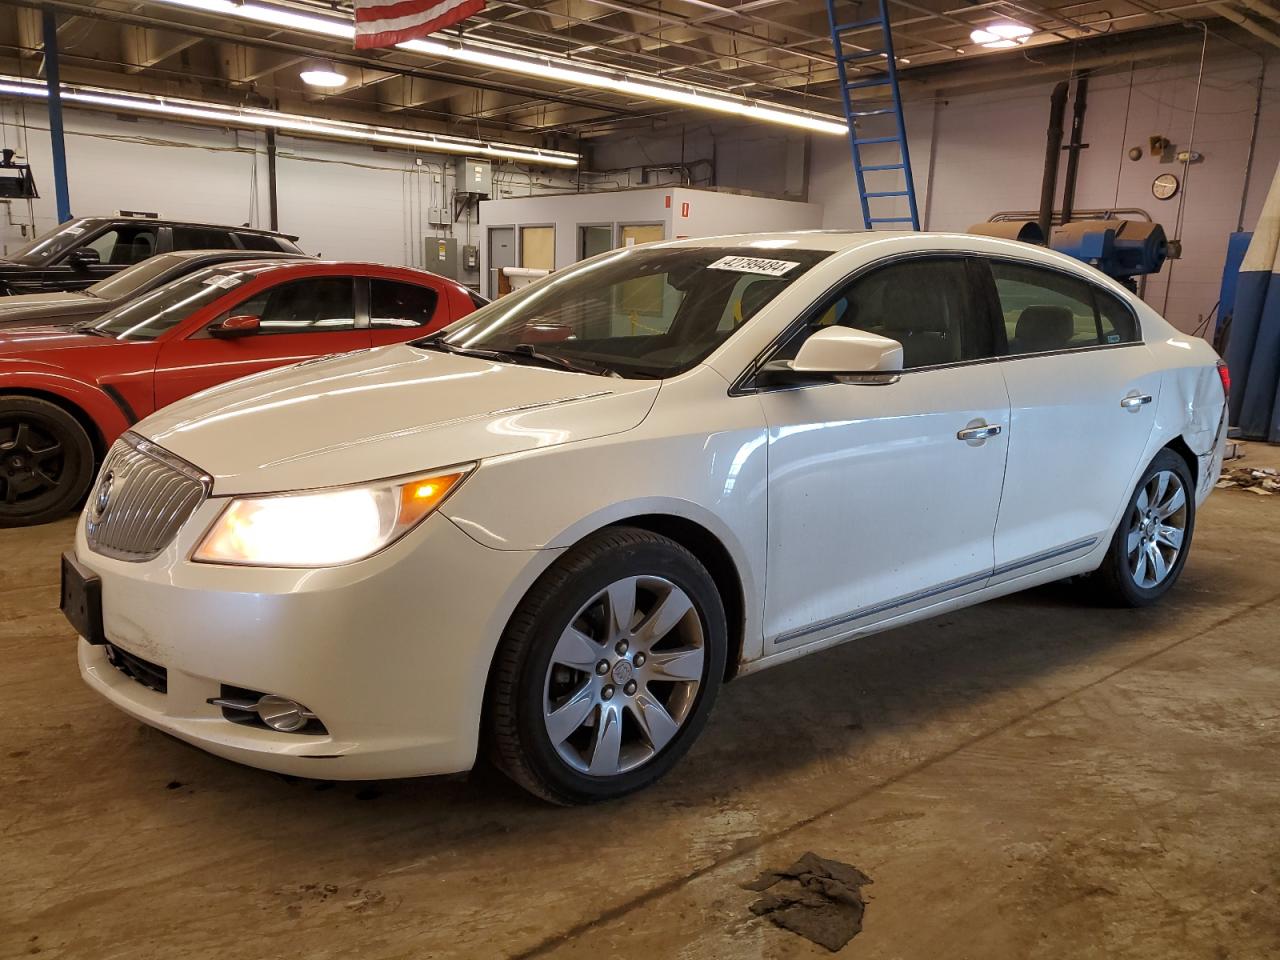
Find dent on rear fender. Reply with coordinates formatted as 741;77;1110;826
1162;364;1224;456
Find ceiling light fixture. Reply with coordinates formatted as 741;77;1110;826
145;0;850;135
0;75;580;167
299;61;347;87
969;22;1034;49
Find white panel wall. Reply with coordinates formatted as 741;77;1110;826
0;103;576;283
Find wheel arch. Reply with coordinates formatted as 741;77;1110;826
602;513;747;682
1163;434;1199;488
0;386;109;460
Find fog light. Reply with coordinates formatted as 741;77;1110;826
256;695;315;733
208;690;320;733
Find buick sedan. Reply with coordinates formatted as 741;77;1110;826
63;232;1229;804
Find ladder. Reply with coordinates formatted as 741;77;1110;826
825;0;920;230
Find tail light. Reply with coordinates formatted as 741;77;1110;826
1216;359;1231;398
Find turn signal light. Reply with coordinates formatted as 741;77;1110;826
399;473;466;527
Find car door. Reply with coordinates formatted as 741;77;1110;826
755;255;1011;651
152;274;370;407
979;257;1161;581
366;276;451;345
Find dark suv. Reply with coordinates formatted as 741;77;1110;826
0;216;305;294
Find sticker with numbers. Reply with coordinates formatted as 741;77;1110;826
202;273;244;289
707;256;799;277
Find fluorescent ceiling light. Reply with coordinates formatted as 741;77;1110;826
145;0;849;136
0;75;580;167
969;22;1034;48
299;61;347;87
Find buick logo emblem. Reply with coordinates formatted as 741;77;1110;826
93;471;114;519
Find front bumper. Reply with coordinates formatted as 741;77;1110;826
74;507;558;780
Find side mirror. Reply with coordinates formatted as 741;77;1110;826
757;327;904;387
68;247;101;269
208;314;261;339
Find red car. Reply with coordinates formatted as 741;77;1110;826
0;260;482;525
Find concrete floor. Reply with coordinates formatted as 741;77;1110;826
3;447;1279;960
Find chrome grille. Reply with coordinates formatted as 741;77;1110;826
85;433;210;562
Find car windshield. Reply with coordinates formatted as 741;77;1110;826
5;218;101;265
434;246;830;379
85;254;188;301
79;266;261;341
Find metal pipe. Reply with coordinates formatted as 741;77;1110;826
1060;71;1090;226
1039;81;1068;240
1207;4;1280;48
1236;0;1280;22
1237;59;1266;232
41;9;71;223
265;127;279;232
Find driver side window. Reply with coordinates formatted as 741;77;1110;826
774;257;996;369
226;278;356;334
86;224;159;265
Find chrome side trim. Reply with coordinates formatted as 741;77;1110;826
772;568;990;647
989;536;1099;579
772;535;1102;647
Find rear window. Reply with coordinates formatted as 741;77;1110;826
237;233;292;252
172;226;234;250
370;279;439;328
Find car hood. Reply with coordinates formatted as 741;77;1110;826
0;291;102;328
0;324;118;355
138;344;662;495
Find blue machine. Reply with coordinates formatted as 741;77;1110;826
1049;219;1169;289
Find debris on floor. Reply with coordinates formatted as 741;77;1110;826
743;852;873;952
1216;465;1280;495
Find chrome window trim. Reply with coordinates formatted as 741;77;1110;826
731;249;1145;397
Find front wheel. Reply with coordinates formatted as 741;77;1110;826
1090;449;1196;607
486;527;727;804
0;396;96;527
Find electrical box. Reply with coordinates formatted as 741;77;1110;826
455;157;492;197
462;244;479;272
426;236;459;280
427;207;450;227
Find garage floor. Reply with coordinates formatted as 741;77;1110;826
3;447;1279;960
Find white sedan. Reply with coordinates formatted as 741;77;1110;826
63;232;1229;804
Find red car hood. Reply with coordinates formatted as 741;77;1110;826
0;325;121;357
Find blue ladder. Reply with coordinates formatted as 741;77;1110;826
825;0;920;230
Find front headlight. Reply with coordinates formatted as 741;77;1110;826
193;466;473;567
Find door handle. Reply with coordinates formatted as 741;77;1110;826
1121;393;1153;409
957;424;1003;442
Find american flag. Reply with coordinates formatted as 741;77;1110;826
353;0;486;49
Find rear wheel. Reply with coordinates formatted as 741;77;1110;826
0;396;95;527
1090;449;1195;607
486;527;726;804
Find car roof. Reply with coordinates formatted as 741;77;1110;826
148;249;308;265
74;215;298;241
652;229;1121;281
188;259;467;284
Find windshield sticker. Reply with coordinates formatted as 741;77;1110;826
707;255;800;277
64;226;85;235
202;273;243;289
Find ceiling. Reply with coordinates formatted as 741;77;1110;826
0;0;1269;153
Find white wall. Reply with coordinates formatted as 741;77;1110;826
589;48;1280;334
0;103;577;286
477;186;823;297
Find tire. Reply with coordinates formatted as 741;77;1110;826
0;396;96;527
1090;449;1196;607
486;526;727;805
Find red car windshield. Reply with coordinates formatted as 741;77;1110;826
79;265;269;341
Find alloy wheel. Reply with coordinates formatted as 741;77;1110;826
0;417;65;506
1127;468;1188;589
542;575;705;777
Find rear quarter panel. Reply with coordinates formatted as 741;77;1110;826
1139;305;1227;503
